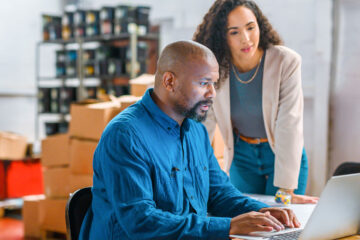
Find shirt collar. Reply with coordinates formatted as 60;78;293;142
141;88;180;132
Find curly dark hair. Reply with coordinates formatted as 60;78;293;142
193;0;282;85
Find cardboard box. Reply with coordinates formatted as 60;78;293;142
212;124;225;159
0;131;27;160
217;158;225;171
129;74;154;97
40;198;67;233
69;138;98;174
69;101;122;140
43;167;92;198
118;95;141;111
22;195;45;238
41;133;70;167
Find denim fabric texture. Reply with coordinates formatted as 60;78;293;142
230;133;308;195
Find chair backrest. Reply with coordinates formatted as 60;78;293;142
333;162;360;176
65;187;92;240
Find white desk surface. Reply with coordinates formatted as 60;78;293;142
245;194;316;226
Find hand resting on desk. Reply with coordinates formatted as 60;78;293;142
291;193;319;204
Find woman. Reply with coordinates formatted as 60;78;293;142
194;0;318;203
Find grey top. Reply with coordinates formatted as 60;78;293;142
230;52;267;138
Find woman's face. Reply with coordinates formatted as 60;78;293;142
226;6;261;62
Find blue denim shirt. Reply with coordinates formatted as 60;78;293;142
79;89;268;240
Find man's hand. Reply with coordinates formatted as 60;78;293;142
229;211;285;235
259;207;300;228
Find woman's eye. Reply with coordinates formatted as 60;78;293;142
248;26;254;31
229;31;238;35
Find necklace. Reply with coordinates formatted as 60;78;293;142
231;57;262;84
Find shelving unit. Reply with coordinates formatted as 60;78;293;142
35;25;159;142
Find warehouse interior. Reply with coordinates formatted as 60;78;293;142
0;0;359;239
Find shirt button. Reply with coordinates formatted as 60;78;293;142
167;127;171;130
191;196;194;200
184;167;187;171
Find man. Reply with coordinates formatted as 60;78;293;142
79;40;300;239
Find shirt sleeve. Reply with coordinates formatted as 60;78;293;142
203;126;269;217
97;123;232;240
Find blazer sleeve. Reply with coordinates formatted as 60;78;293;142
273;52;304;189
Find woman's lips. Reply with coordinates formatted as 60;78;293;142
241;46;252;53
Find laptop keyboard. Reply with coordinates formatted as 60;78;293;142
269;229;303;240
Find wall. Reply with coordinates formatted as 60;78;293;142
0;0;62;143
329;0;360;176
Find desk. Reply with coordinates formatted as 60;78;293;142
339;236;360;240
245;194;315;226
232;194;360;240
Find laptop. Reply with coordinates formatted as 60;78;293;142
230;173;360;240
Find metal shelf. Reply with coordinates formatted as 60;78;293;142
35;24;159;143
41;32;159;45
38;113;71;122
38;77;101;88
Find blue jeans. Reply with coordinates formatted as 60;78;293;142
230;134;308;195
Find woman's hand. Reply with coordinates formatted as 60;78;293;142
291;194;319;204
277;188;319;204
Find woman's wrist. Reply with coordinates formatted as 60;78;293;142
275;188;294;204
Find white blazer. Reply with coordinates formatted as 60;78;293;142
204;45;304;189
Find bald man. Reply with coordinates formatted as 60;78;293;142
79;41;300;240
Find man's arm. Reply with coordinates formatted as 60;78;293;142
97;124;231;240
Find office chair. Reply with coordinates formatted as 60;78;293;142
65;187;92;240
333;162;360;176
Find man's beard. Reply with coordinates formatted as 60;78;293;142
181;100;213;122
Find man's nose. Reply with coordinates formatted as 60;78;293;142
206;83;216;98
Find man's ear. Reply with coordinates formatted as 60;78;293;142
162;71;176;92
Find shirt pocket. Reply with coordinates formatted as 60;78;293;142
154;168;183;213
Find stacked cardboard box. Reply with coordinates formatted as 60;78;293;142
129;73;154;97
38;98;142;235
212;125;224;158
212;124;225;170
22;195;45;238
33;75;149;236
0;131;27;160
39;133;94;235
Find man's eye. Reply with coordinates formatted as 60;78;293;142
200;82;208;86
